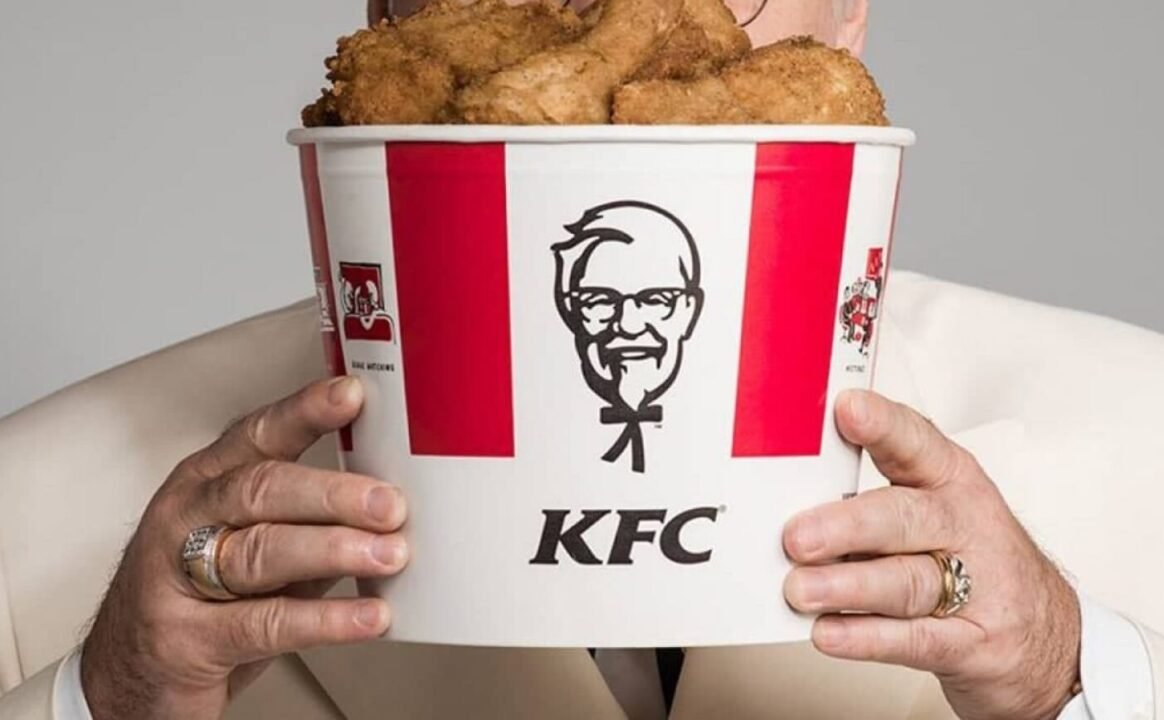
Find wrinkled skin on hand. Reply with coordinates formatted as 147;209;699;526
80;378;408;719
783;391;1081;720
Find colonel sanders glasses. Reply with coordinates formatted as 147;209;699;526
567;287;690;331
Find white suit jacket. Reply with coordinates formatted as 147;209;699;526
1;272;1163;719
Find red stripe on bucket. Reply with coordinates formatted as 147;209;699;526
732;143;855;457
299;144;352;452
387;143;515;457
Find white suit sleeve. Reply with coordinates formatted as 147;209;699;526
50;649;92;720
1057;595;1154;719
44;598;1156;720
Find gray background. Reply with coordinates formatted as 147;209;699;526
1;1;1162;418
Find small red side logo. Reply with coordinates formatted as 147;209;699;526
839;248;884;357
339;262;395;342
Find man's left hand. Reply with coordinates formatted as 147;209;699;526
783;390;1081;720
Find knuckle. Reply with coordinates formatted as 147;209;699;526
905;417;936;469
906;622;939;663
200;474;233;518
891;492;918;548
838;502;871;549
233;598;285;655
182;446;226;480
836;567;866;607
889;489;936;551
320;475;348;519
236;524;274;584
172;454;206;481
242;410;270;453
900;556;935;616
240;460;283;516
324;529;364;568
145;488;185;528
939;444;972;484
908;622;958;668
317;602;345;638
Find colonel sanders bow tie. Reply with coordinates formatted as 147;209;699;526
600;404;662;474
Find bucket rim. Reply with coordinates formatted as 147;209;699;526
287;125;916;147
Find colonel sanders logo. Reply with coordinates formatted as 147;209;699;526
552;201;704;474
839;248;885;356
339;262;395;342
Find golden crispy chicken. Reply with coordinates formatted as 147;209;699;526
398;0;584;84
301;22;453;126
631;0;750;81
303;2;890;128
302;0;582;126
613;36;888;125
302;89;342;128
454;0;684;124
613;75;753;123
313;23;455;125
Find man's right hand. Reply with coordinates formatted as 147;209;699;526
80;376;408;720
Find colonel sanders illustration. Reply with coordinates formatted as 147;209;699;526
839;248;884;356
552;201;704;473
339;262;395;343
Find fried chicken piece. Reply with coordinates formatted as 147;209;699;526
398;0;584;85
725;37;887;124
455;0;683;124
303;21;455;125
303;0;581;126
632;0;750;81
613;76;752;123
613;36;889;125
302;89;341;127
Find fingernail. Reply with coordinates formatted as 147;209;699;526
788;571;828;611
814;618;846;647
328;376;359;406
366;486;395;523
786;514;824;560
355;601;388;630
371;535;406;568
846;391;868;427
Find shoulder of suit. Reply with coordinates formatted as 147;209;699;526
882;271;1164;429
1;298;320;425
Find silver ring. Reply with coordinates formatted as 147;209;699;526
929;550;971;617
181;525;240;601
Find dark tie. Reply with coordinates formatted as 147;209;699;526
587;646;686;714
655;647;685;712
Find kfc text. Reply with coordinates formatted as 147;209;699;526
529;507;720;565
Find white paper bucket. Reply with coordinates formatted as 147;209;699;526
288;125;915;647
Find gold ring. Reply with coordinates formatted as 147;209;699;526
928;550;971;617
181;525;240;601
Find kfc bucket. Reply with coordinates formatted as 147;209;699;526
287;124;915;647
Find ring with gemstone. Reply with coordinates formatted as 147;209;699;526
181;525;240;601
928;550;971;617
